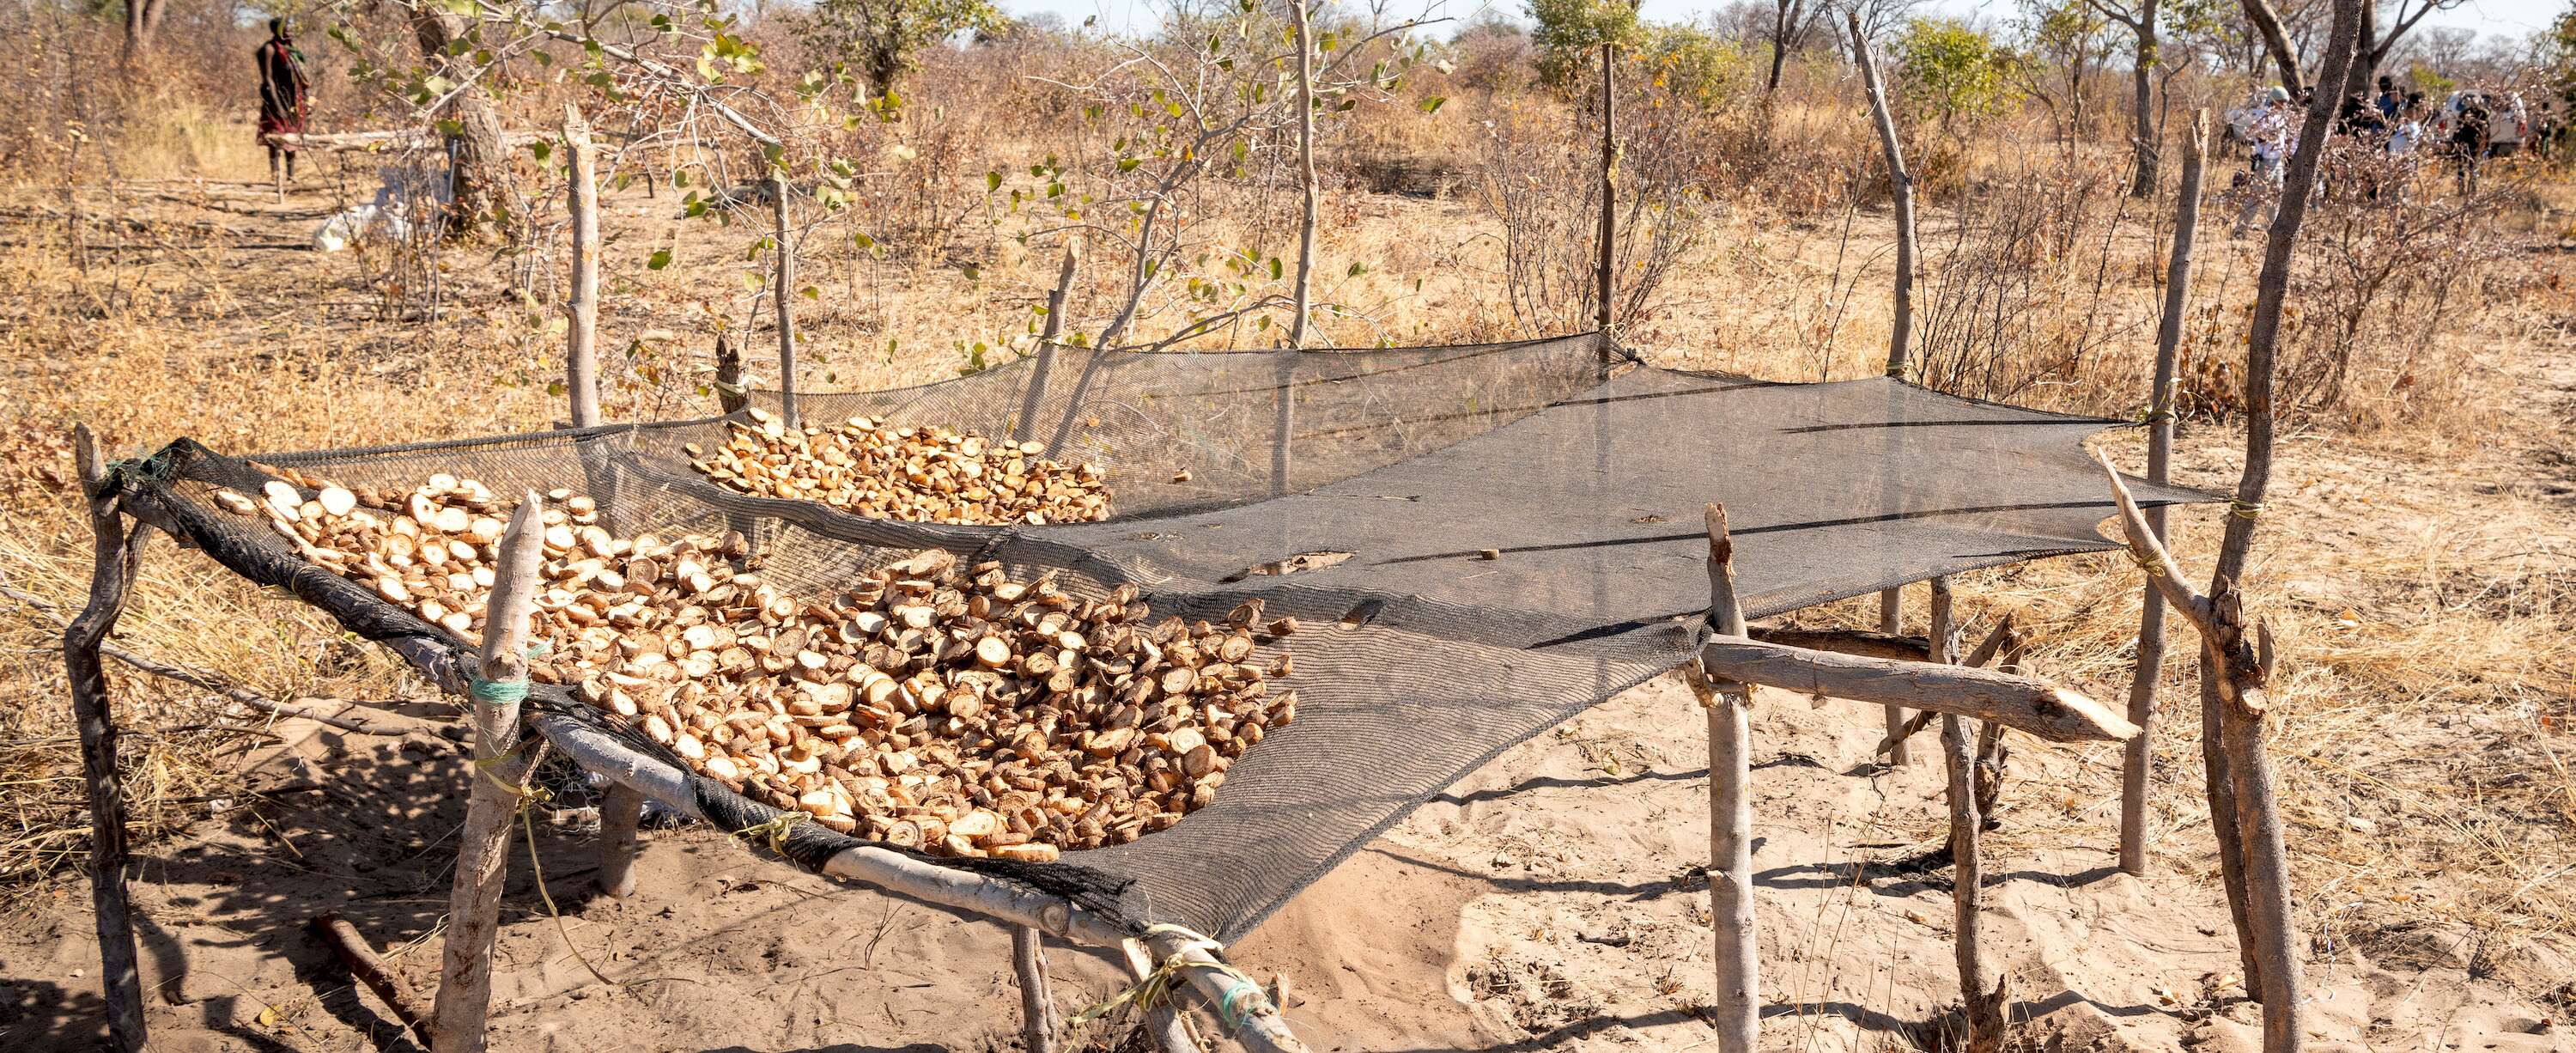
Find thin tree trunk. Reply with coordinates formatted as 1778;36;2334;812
1015;238;1082;445
410;5;525;240
1288;0;1318;349
429;496;549;1053
2127;3;2160;198
1879;587;1908;765
1595;42;1618;337
2123;110;2206;876
67;424;147;1053
2202;6;2361;1018
769;173;799;427
1944;710;2006;1052
1849;9;1915;380
1012;925;1060;1053
562;105;602;429
1699;504;1759;1053
2242;0;2305;90
2101;462;2312;1053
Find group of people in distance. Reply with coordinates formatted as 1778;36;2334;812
2228;73;2530;232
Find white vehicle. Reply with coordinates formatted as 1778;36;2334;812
2431;89;2529;156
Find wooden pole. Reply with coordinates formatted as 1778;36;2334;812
1288;0;1318;349
597;784;644;898
1930;579;2005;1051
312;912;437;1047
1852;11;1918;767
66;424;147;1053
1877;588;1908;765
1699;505;1759;1053
1013;925;1060;1053
2122;109;2207;877
1014;237;1082;445
562;104;603;429
769;172;799;428
1849;10;1915;381
2099;453;2307;1051
429;494;549;1053
1595;41;1618;338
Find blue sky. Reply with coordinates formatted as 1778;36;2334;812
996;0;2566;41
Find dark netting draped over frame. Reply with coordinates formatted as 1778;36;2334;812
124;332;2209;942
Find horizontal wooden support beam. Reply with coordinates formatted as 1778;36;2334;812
1748;625;1929;662
1698;636;2135;744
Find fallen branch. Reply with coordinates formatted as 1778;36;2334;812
311;912;436;1046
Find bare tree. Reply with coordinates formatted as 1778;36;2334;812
1765;0;1825;94
2342;0;2469;100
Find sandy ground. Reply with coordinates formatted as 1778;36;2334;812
3;672;2565;1052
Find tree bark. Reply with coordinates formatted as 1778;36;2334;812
1944;711;2007;1052
1877;587;1909;765
410;4;526;241
1699;504;1759;1053
67;424;147;1053
562;105;603;429
2123;110;2207;877
2127;0;2160;198
1289;0;1318;349
2100;458;2312;1052
2241;0;2305;90
1012;925;1060;1053
769;173;799;427
1595;42;1618;337
1849;10;1915;380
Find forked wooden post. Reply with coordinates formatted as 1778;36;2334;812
1698;504;1759;1053
429;494;550;1053
2122;108;2208;877
562;104;603;429
66;424;147;1053
1012;924;1060;1053
769;171;800;427
2101;453;2306;1052
1930;579;2006;1051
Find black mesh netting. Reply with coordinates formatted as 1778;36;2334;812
123;332;2208;942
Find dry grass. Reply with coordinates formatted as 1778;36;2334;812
2;29;2573;1040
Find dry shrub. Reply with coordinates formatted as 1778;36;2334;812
1481;55;1728;336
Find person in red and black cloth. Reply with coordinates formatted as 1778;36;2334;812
256;19;310;188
